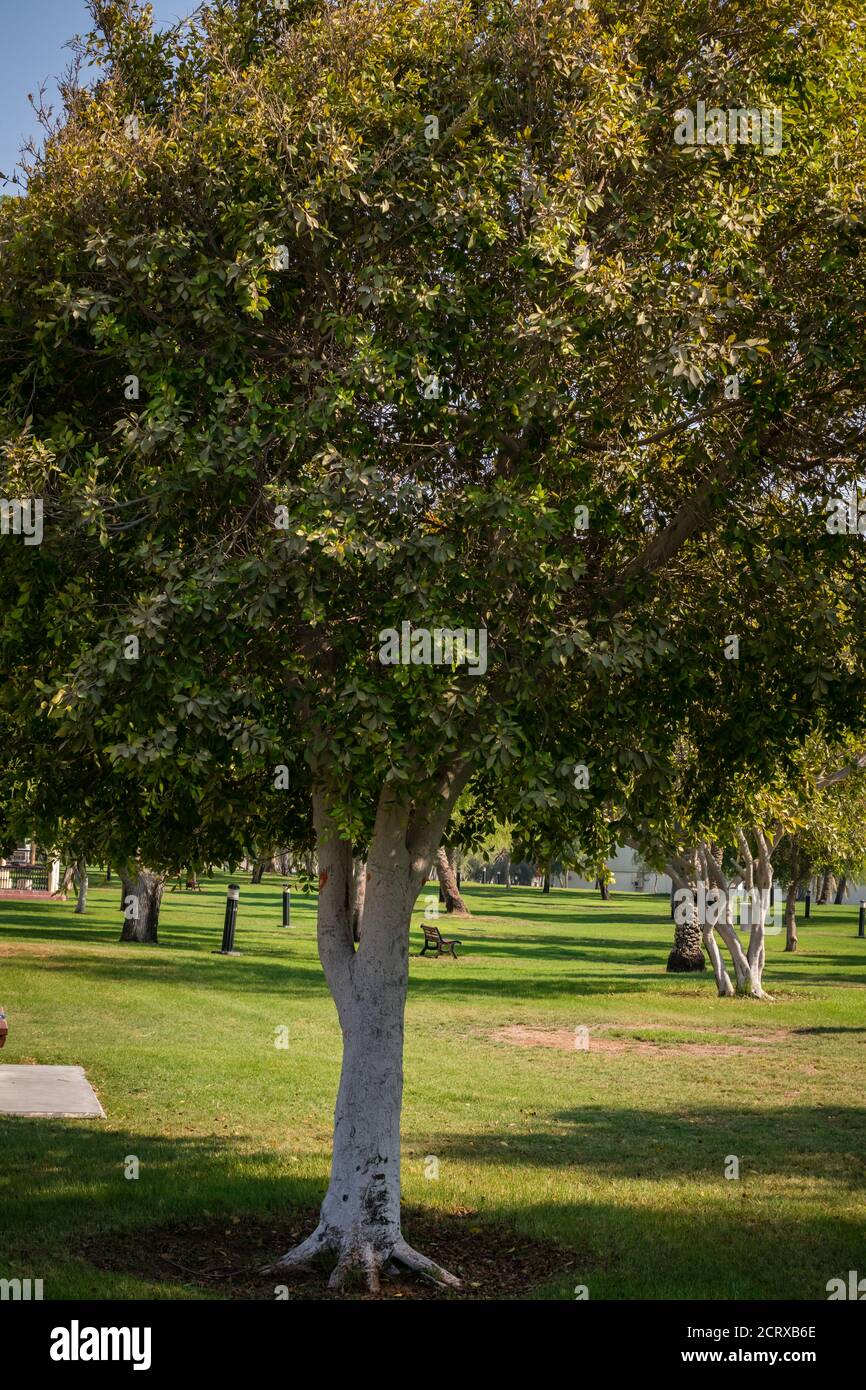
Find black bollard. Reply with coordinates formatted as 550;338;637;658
670;884;675;921
859;902;865;939
215;883;241;955
105;863;112;884
805;891;811;919
282;883;291;929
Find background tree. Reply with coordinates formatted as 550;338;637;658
2;0;866;1286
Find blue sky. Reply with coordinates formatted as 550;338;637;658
0;0;194;188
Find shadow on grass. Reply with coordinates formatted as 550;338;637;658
1;947;661;999
427;1102;866;1187
475;907;667;928
0;948;328;995
0;1116;325;1248
768;965;866;986
512;1197;863;1299
414;934;678;956
2;1110;863;1300
3;895;862;996
407;971;658;998
793;1025;866;1035
7;934;856;1000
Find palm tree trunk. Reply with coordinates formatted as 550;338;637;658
667;912;706;971
666;858;706;973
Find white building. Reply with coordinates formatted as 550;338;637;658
0;843;60;895
565;845;672;895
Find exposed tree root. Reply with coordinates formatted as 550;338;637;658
261;1223;330;1275
734;984;775;1001
262;1224;461;1292
391;1236;461;1288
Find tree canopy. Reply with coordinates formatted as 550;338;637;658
2;0;866;1286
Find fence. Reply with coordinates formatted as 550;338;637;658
0;862;51;892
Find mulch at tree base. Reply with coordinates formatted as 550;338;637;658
78;1207;579;1300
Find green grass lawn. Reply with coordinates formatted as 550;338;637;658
1;876;864;1299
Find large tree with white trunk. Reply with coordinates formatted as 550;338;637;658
2;0;866;1287
628;736;866;998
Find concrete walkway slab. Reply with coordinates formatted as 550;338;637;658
0;1065;105;1118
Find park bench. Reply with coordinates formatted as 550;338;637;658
170;874;203;893
419;923;462;958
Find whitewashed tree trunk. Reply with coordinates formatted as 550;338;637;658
785;878;799;951
733;829;774;999
698;848;734;996
701;916;734;995
746;921;768;993
269;782;466;1291
52;862;76;900
74;860;88;914
714;915;753;991
702;840;758;995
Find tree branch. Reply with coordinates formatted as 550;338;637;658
602;464;731;616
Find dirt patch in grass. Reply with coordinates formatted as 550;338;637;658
0;942;54;958
77;1208;578;1300
490;1024;789;1055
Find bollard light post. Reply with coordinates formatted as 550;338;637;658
282;883;291;929
215;883;241;955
